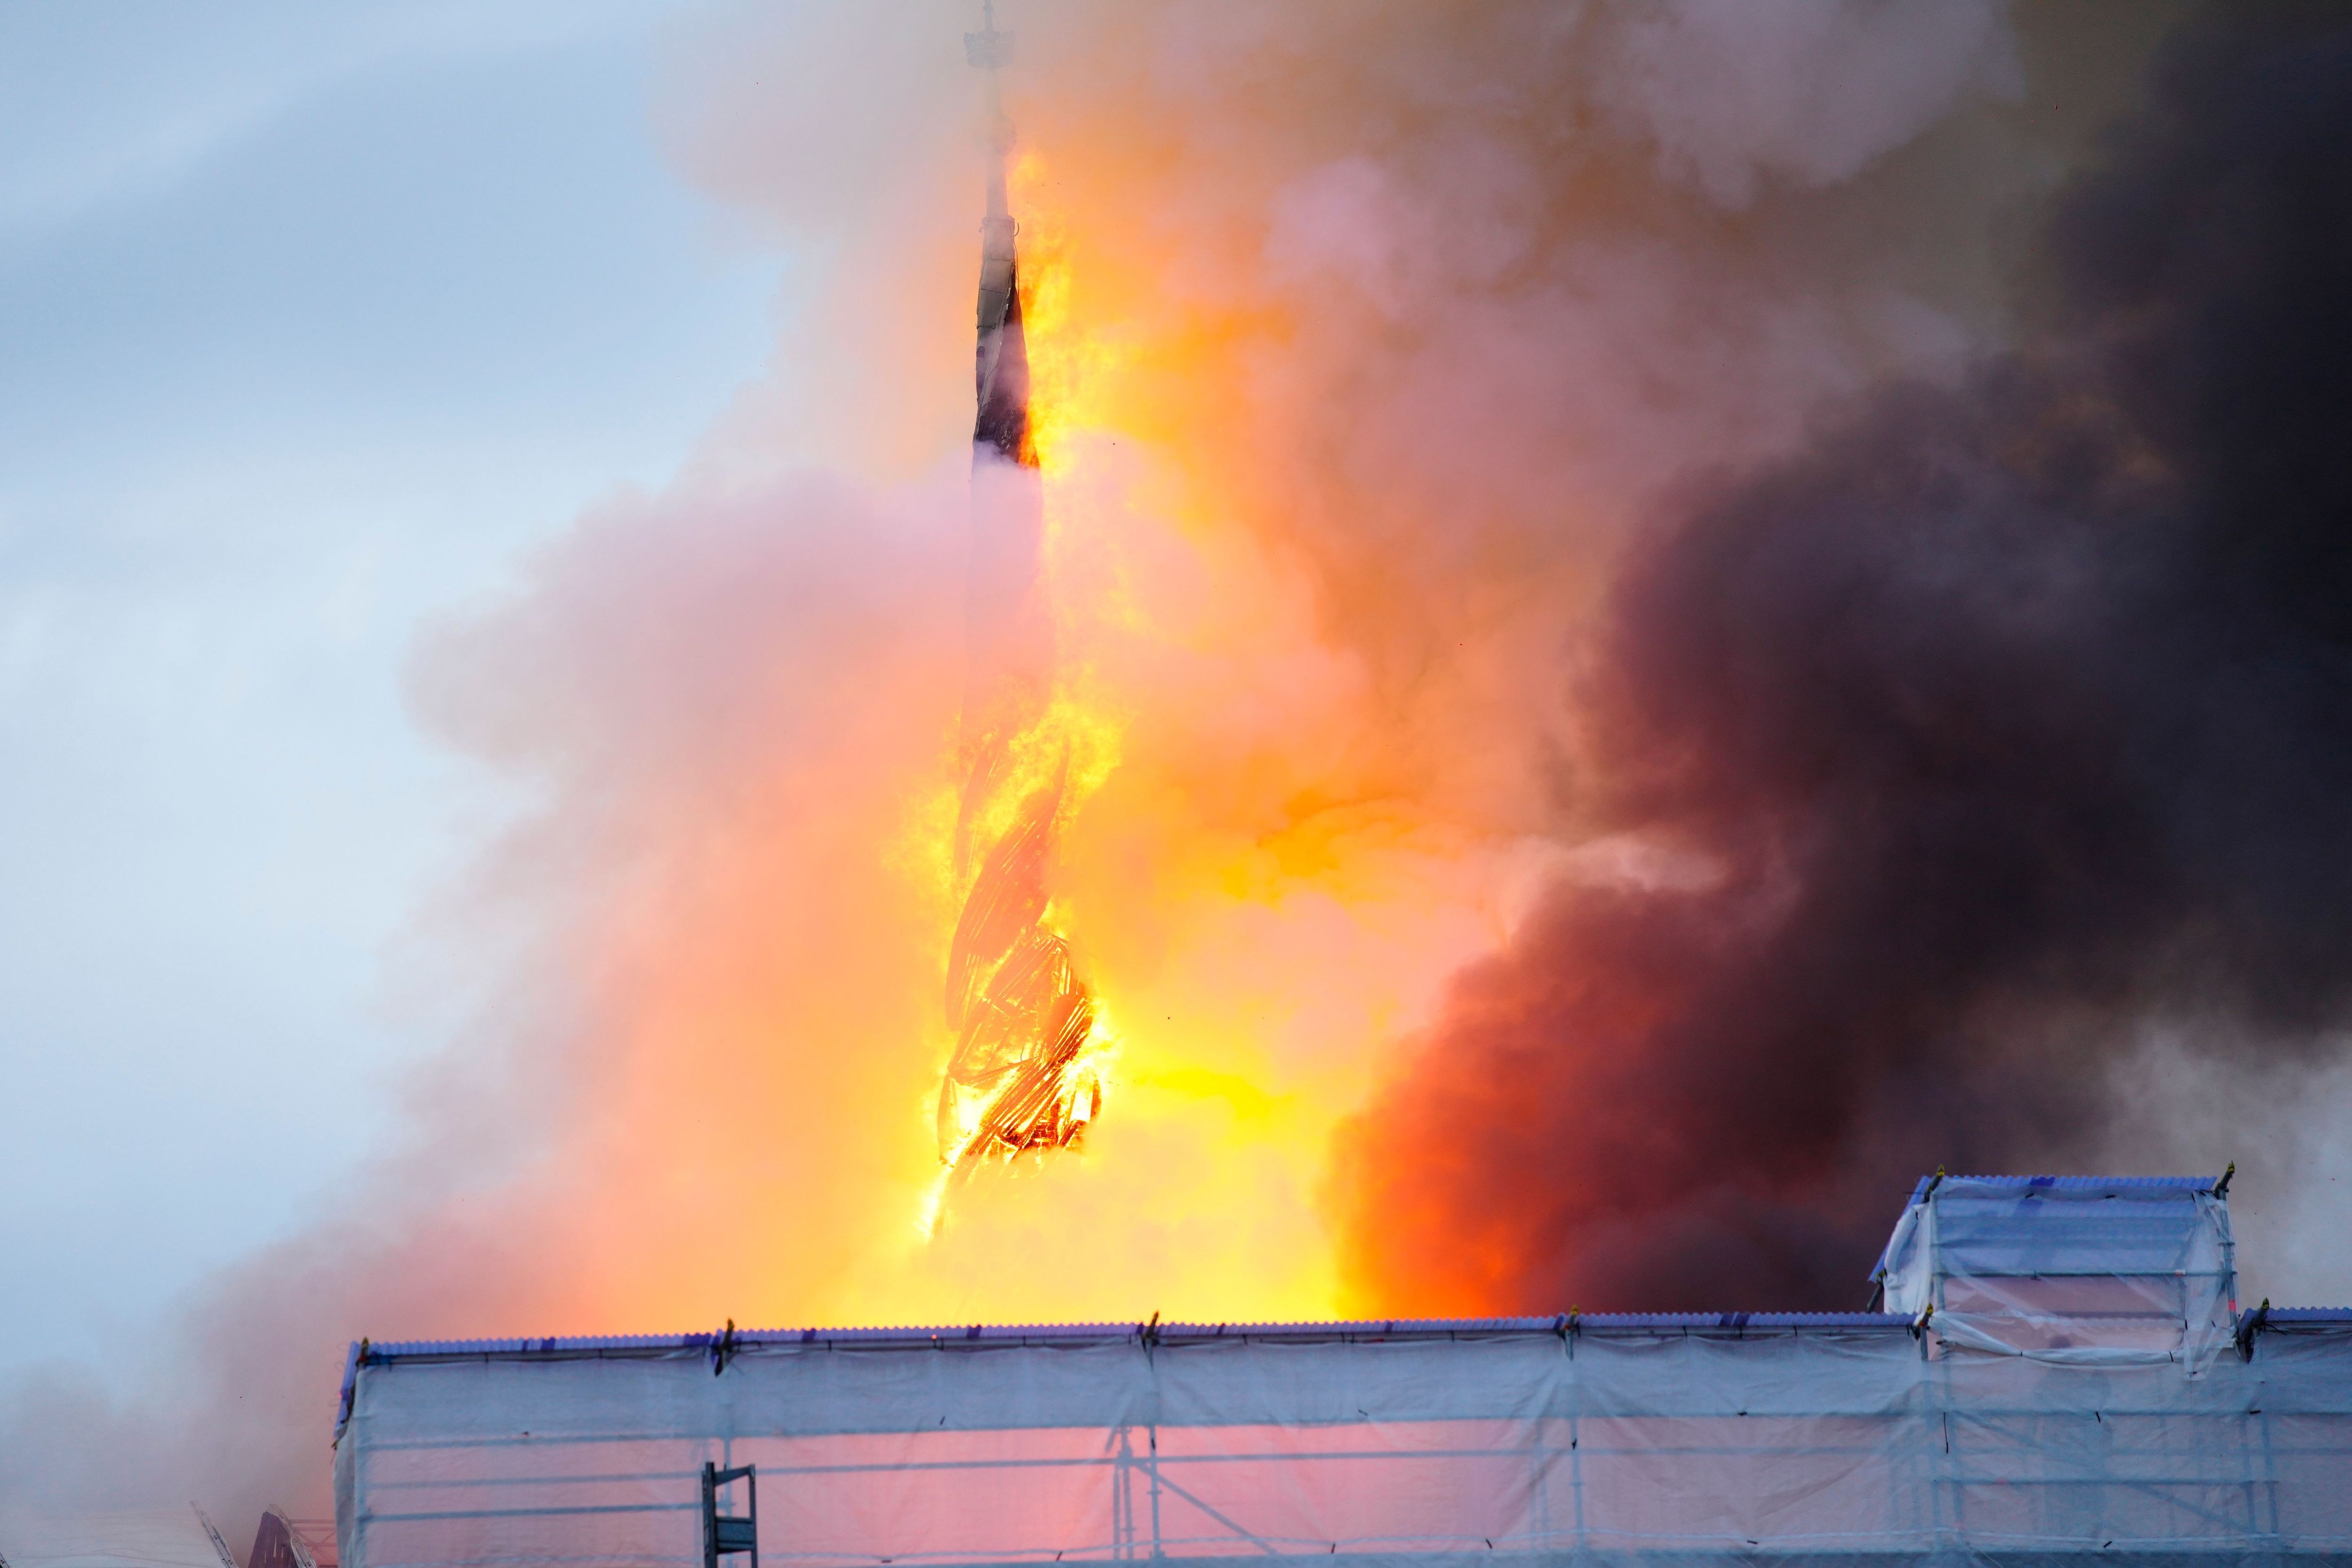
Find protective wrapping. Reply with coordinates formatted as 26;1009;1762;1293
1875;1176;2238;1368
335;1313;2352;1568
0;1509;235;1568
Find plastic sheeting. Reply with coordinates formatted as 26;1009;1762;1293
336;1314;2352;1568
1875;1176;2238;1368
0;1509;236;1568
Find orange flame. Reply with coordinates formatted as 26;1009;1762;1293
353;11;1594;1353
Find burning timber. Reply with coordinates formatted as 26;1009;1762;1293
936;2;1102;1168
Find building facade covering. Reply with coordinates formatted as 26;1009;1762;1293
333;1177;2352;1566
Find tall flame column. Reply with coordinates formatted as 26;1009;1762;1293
936;6;1101;1168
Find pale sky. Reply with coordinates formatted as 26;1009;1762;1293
0;0;784;1378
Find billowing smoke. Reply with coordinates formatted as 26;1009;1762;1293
13;0;2351;1538
1332;7;2352;1314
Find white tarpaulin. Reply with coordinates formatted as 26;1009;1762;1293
0;1509;238;1568
1875;1176;2240;1368
335;1313;2352;1568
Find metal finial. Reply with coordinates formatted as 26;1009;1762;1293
965;0;1015;71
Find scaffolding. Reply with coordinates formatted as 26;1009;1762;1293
335;1315;2352;1564
333;1172;2352;1565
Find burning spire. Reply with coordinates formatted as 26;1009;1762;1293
936;1;1104;1169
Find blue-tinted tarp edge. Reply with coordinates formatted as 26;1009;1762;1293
1873;1173;2226;1278
353;1313;1935;1363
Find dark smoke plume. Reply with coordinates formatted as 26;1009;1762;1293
1333;8;2352;1314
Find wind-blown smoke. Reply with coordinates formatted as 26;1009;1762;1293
16;0;2349;1537
1333;7;2352;1314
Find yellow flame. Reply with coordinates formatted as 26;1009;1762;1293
1012;151;1130;477
958;692;1124;890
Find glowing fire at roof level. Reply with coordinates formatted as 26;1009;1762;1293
936;2;1104;1170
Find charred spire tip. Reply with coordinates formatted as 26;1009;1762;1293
965;0;1015;72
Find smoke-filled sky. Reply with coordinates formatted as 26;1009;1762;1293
8;0;2352;1537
